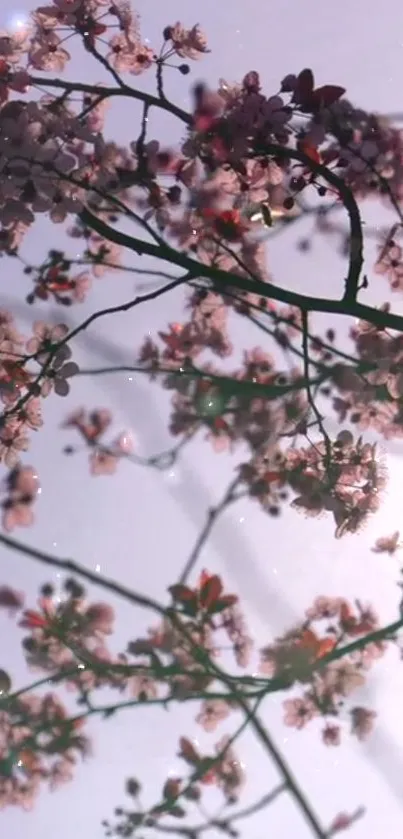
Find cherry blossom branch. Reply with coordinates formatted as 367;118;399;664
249;142;364;304
199;655;327;839
215;784;286;825
210;282;362;368
0;273;191;422
228;694;327;839
79;207;403;332
82;40;127;88
2;531;402;681
317;616;403;666
0;533;168;620
147;697;264;823
28;75;192;125
301;309;331;462
95;434;196;472
61;276;190;345
74;261;181;281
75;364;326;401
133;784;286;837
67;690;235;724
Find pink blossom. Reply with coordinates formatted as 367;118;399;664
372;531;400;554
26;322;69;357
196;699;231;731
168;23;208;60
350;706;377;740
322;724;341;746
283;696;318;729
84;603;115;635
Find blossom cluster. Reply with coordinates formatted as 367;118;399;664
0;568;389;815
0;572;251;808
62;407;133;474
331;307;403;438
260;596;385;744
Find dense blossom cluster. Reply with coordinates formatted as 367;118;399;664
0;0;398;543
0;573;390;824
0;691;89;808
0;0;401;835
0;572;250;808
260;596;384;742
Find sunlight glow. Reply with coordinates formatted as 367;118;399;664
7;11;29;31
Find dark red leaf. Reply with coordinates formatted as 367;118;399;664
321;148;341;165
19;609;47;629
211;595;238;614
199;575;223;609
312;85;346;109
293;68;314;103
281;73;297;92
298;140;322;165
178;737;199;765
169;584;196;603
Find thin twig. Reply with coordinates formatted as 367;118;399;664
178;477;241;585
75;363;326;402
28;75;192;125
242;707;327;839
0;274;190;424
301;309;332;464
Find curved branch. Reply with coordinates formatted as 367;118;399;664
79;207;403;332
256;143;364;304
0;532;167;619
28;74;192;125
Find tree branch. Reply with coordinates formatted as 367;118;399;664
79;207;403;332
28;75;191;125
178;477;241;585
255;143;364;304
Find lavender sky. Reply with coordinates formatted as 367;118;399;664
2;1;403;837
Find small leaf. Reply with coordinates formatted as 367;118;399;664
200;575;223;609
312;84;346;109
293;68;314;102
163;778;181;800
169;584;196;603
210;595;238;614
298;140;321;165
178;737;199;765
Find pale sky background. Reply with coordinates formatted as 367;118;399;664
2;1;403;838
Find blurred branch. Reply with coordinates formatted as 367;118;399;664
178;477;242;585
